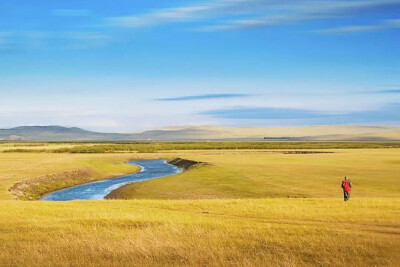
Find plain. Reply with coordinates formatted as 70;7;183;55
0;144;399;266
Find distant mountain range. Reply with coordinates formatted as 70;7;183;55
0;126;127;141
1;125;400;141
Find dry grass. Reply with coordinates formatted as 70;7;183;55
0;148;399;266
0;153;142;200
0;198;399;266
110;149;400;199
155;125;400;140
0;142;88;152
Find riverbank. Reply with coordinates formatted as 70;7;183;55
106;149;400;200
42;159;181;201
167;157;203;169
5;155;201;201
106;158;202;199
5;154;140;200
0;148;399;266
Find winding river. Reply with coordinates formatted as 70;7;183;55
41;159;181;201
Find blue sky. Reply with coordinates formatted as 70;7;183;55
0;0;400;132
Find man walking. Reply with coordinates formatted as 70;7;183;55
341;176;352;201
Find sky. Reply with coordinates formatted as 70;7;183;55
0;0;399;132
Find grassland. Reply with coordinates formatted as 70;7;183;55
0;144;399;266
0;153;141;200
108;149;400;199
0;142;90;152
2;141;400;153
0;198;399;266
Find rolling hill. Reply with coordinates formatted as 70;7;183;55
1;125;400;141
0;126;127;141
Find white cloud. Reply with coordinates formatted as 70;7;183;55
198;0;400;31
107;0;272;28
106;0;400;31
1;75;399;131
0;30;111;50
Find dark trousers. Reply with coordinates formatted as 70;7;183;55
344;191;350;201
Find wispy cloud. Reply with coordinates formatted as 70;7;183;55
356;88;400;94
107;0;252;28
199;1;400;31
202;107;332;119
106;0;400;31
315;19;400;34
202;104;400;124
156;93;252;101
52;9;91;17
0;31;110;50
371;89;400;94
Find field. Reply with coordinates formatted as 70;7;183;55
3;141;400;153
0;152;141;200
1;198;399;266
108;149;400;199
0;143;399;266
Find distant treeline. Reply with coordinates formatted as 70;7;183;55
3;141;400;153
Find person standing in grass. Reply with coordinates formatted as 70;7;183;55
341;176;352;201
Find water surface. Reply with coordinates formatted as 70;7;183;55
41;159;180;201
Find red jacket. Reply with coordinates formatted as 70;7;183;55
342;180;352;192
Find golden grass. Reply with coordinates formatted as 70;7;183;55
0;148;399;266
0;153;141;200
110;149;400;199
0;198;399;266
0;142;88;152
156;125;400;140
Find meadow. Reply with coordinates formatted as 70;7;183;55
109;149;400;199
1;198;399;266
2;141;400;153
0;143;399;266
0;152;141;200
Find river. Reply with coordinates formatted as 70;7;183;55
41;159;181;201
